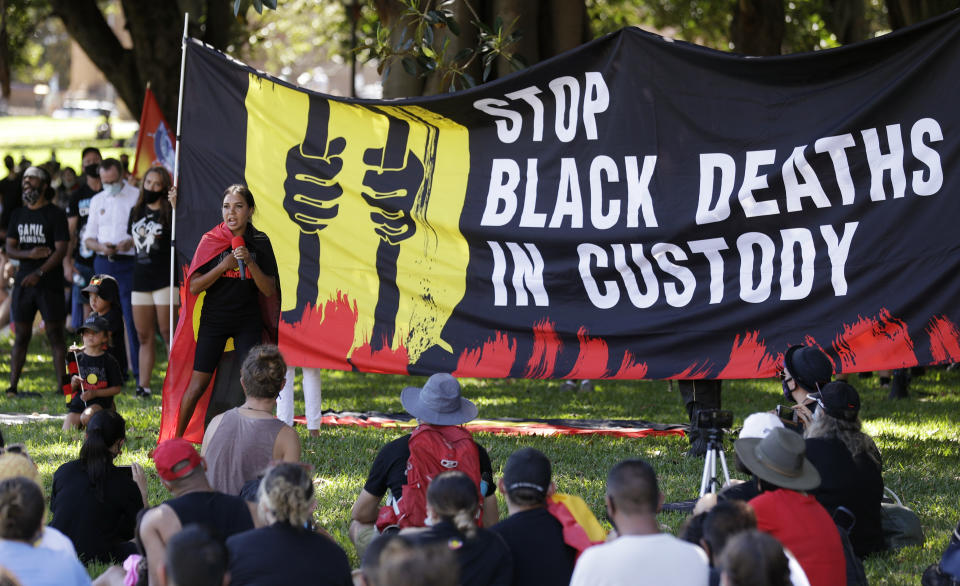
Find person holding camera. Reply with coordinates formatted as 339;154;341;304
777;345;834;432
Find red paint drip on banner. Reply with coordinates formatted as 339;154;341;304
613;351;649;379
453;331;518;378
668;361;714;379
525;319;562;379
832;308;916;372
718;331;780;378
926;315;960;363
278;292;359;369
566;327;610;379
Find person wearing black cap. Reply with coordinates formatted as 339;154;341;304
62;314;124;430
349;373;498;557
82;274;129;386
5;165;69;398
777;344;834;431
804;381;884;557
491;447;577;586
735;427;846;586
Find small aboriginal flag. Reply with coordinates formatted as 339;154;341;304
62;351;80;403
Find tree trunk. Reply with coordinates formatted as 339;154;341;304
50;0;141;115
375;0;425;99
731;0;785;56
120;0;183;130
0;0;10;100
377;0;589;98
824;0;867;44
887;0;957;29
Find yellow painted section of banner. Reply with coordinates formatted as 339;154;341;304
243;75;470;363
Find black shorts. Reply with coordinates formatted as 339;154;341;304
193;328;261;373
12;282;66;324
66;393;115;414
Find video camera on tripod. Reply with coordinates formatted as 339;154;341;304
696;409;734;497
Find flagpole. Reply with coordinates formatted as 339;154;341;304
169;13;188;353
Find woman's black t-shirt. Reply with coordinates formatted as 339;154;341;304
196;227;277;336
128;207;172;292
49;459;144;564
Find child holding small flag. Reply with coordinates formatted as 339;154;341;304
62;314;123;430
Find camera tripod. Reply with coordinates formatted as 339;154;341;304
698;427;731;497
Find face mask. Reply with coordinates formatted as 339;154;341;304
144;188;164;204
84;164;100;178
103;181;122;196
63;176;77;189
22;187;41;205
781;379;793;400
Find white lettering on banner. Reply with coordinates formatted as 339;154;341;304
489;241;549;307
696;118;944;225
910;117;943;196
576;223;857;309
480;155;659;229
473;72;610;143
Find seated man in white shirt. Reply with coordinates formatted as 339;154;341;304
570;458;709;586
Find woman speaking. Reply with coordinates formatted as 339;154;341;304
170;184;278;439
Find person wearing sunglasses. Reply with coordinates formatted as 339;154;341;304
776;345;833;432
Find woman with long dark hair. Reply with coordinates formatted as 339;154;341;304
172;184;278;438
225;463;351;585
50;410;147;563
412;471;513;586
127;166;177;398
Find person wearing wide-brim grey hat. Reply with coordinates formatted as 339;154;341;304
733;427;847;585
400;373;478;425
349;373;497;559
734;427;820;492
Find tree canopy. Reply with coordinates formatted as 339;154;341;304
1;0;956;121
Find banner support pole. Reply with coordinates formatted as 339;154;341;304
169;13;188;354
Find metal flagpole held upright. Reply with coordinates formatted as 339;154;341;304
169;13;189;353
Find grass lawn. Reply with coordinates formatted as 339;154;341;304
0;115;139;172
0;330;957;584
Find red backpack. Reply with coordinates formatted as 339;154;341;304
376;424;484;531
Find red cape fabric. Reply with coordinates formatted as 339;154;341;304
158;223;234;444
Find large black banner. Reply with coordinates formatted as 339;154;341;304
174;10;960;380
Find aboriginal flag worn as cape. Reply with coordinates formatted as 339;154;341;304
159;222;279;444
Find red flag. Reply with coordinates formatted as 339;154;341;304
132;86;175;179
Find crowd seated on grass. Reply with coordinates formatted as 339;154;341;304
0;358;952;586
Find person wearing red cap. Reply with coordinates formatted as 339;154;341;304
139;438;259;586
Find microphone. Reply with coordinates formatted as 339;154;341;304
231;235;247;280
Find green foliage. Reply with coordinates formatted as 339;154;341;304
1;0;69;87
